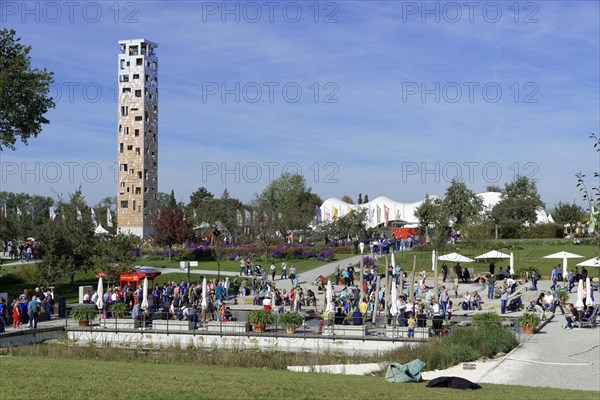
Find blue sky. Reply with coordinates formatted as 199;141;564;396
1;0;599;209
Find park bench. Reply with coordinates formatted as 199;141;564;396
322;324;368;337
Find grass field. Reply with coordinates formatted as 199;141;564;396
140;253;355;274
367;242;599;278
1;355;596;400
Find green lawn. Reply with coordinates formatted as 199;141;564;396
141;253;355;275
364;242;599;279
1;355;596;400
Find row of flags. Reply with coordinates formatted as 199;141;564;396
1;203;113;228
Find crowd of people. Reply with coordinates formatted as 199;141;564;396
0;288;54;331
1;239;36;262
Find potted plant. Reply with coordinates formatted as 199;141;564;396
248;309;274;333
71;305;99;326
518;312;540;334
279;312;303;334
108;302;130;319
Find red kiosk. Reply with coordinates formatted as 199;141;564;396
95;267;162;290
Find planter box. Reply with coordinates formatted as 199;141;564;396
205;321;249;333
322;324;368;337
101;319;137;330
152;320;196;331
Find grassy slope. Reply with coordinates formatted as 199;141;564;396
1;355;597;400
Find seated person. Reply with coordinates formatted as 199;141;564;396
581;305;595;321
564;303;578;329
352;309;363;325
263;296;272;312
222;307;234;321
462;292;472;310
396;312;407;327
533;294;545;319
334;307;346;325
472;292;482;310
186;304;200;324
542;291;555;311
316;281;324;292
305;290;316;306
462;267;471;283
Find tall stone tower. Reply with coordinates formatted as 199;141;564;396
117;39;158;237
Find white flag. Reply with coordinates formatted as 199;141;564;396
49;206;57;221
91;208;97;227
107;208;113;228
77;208;82;221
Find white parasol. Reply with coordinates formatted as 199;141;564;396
586;277;593;305
141;277;149;310
96;276;104;311
431;249;436;271
543;251;583;278
576;257;600;268
509;252;515;276
201;277;208;310
438;252;474;263
325;280;334;314
389;283;398;317
475;250;511;259
575;279;584;309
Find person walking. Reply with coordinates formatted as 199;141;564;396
487;274;496;300
281;261;287;280
441;262;448;283
500;284;509;314
11;298;20;329
270;263;276;282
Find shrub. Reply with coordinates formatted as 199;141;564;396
0;273;24;285
472;312;502;329
248;310;275;326
108;302;130;318
70;305;99;322
278;312;303;327
522;224;564;239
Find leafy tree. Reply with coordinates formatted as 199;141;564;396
340;195;354;204
414;195;438;241
576;133;600;232
0;29;55;150
93;234;138;283
156;192;171;209
323;208;368;240
364;194;369;203
36;190;97;290
153;205;193;261
357;193;363;205
552;201;585;237
188;186;214;210
255;173;314;234
490;176;544;238
167;190;177;208
486;185;502;192
442;179;483;227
